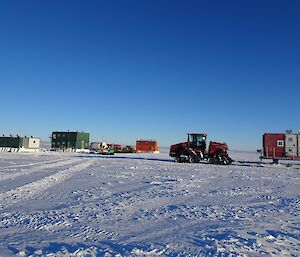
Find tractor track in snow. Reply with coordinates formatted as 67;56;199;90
0;159;95;210
0;158;67;170
0;158;87;194
0;158;76;181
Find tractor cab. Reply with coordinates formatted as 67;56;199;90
188;133;207;150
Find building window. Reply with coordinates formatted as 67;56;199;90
288;138;293;142
277;140;284;147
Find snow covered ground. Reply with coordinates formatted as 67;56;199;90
0;151;299;256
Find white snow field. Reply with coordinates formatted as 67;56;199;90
0;151;299;256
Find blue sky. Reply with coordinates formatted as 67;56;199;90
0;0;299;150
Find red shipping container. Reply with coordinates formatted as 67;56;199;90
263;133;285;158
136;140;159;153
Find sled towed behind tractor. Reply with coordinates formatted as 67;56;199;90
169;133;233;165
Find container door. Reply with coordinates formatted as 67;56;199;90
285;134;297;157
263;134;285;158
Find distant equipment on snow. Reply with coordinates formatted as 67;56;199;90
89;142;135;154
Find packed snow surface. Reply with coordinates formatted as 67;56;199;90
0;151;299;256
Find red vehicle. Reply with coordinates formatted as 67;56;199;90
169;133;233;165
107;144;122;151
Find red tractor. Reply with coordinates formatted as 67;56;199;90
169;133;233;165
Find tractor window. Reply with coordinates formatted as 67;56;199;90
190;135;206;147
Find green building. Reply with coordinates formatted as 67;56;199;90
0;136;22;148
51;131;90;151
